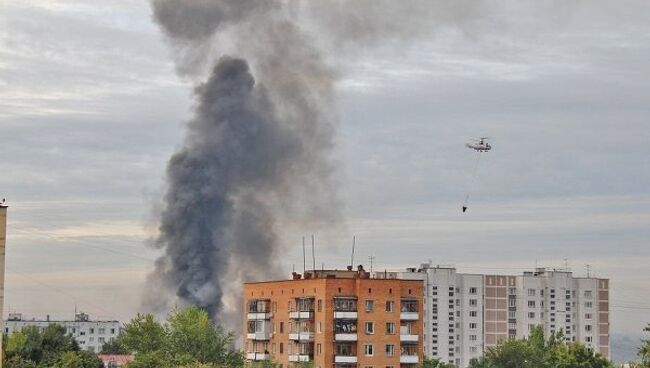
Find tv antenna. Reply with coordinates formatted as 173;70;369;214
350;236;356;268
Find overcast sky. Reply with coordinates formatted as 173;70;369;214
1;0;649;341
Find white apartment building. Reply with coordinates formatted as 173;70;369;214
4;312;121;353
376;263;610;368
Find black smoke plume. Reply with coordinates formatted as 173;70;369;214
146;1;340;329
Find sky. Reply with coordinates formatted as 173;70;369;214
0;0;649;347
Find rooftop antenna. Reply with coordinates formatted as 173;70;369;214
564;258;569;272
368;255;376;274
586;264;591;278
302;236;306;274
350;236;356;268
311;234;316;272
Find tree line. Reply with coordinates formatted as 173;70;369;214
2;307;649;367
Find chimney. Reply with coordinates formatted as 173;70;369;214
292;272;302;280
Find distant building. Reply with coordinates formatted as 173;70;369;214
377;263;610;367
243;265;424;367
4;312;121;353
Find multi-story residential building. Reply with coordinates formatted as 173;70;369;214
4;312;121;353
1;202;9;365
376;263;610;368
243;265;423;367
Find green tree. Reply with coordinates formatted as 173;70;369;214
639;324;650;367
100;338;128;354
120;306;242;368
421;356;455;367
4;355;36;368
554;342;613;368
480;325;613;368
468;357;493;368
118;314;167;355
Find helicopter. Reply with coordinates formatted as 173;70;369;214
465;137;491;152
462;137;492;213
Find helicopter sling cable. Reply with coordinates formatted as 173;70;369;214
462;137;491;213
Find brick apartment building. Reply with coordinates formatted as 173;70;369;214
243;266;423;367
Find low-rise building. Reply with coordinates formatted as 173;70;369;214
4;312;121;353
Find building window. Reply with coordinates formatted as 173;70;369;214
528;301;536;308
528;289;536;296
469;287;477;294
280;343;283;354
318;299;322;312
584;291;593;299
366;300;374;312
89;328;94;334
469;323;477;329
386;322;395;335
318;321;322;333
469;311;477;317
317;343;321;355
585;325;592;332
585;301;593;308
469;299;477;307
280;322;284;333
385;344;395;356
386;300;394;312
528;312;535;318
585;313;592;320
365;322;375;334
98;328;105;334
364;344;374;356
470;335;477;341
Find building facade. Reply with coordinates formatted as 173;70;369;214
4;312;121;353
376;264;610;367
243;266;423;367
0;202;8;368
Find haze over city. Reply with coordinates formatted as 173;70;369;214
0;1;649;363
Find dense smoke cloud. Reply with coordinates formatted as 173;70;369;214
145;0;340;329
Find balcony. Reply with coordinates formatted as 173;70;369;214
335;333;358;341
334;356;358;363
288;354;311;362
246;352;269;361
333;297;357;321
289;311;314;320
247;312;271;320
247;300;271;320
400;334;419;342
401;299;419;320
400;355;419;364
401;312;418;320
334;311;358;319
246;331;271;340
289;332;314;341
